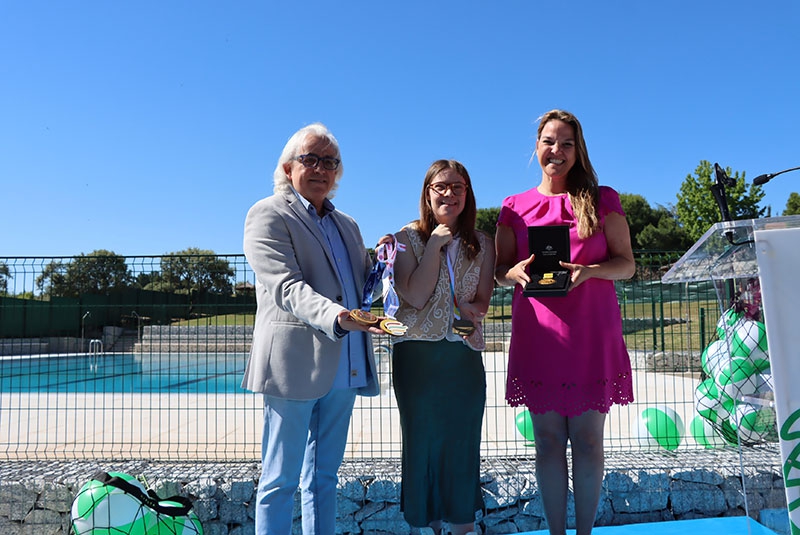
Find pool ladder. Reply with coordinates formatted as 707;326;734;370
88;339;104;372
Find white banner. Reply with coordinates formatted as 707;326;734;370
755;226;800;535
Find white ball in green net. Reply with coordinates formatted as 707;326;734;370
745;347;771;374
147;502;203;535
701;339;729;377
694;378;729;422
71;472;155;535
714;356;759;400
718;418;741;445
731;402;778;445
716;308;744;340
729;319;768;359
634;405;684;451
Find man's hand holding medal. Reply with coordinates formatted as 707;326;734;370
348;235;408;336
349;309;408;336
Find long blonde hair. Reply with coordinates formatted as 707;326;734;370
537;110;600;238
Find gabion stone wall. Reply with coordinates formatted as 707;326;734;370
0;452;786;535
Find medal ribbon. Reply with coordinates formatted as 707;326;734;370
359;256;385;311
375;237;405;318
445;242;462;320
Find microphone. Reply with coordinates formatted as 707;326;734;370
754;174;773;186
752;166;800;186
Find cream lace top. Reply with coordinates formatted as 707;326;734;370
393;225;489;351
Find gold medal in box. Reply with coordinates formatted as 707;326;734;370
523;225;571;297
538;272;557;286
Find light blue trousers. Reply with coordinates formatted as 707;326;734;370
255;388;357;535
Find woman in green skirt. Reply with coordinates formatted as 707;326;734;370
391;159;496;535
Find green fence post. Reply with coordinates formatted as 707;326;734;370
699;307;706;351
659;294;665;352
651;294;657;350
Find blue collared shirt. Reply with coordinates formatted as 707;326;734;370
292;187;368;389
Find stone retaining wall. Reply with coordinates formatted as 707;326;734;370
0;448;787;535
134;325;255;353
0;337;82;356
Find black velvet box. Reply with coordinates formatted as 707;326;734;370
523;225;571;297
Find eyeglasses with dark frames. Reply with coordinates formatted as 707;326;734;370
428;182;468;196
295;153;341;171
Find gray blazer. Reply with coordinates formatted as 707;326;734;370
241;191;379;400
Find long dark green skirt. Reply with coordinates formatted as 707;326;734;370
392;339;486;527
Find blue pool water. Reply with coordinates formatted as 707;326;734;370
0;353;251;394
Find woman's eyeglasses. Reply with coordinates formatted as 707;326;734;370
295;153;341;171
428;182;468;196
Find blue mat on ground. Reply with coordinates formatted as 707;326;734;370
520;516;779;534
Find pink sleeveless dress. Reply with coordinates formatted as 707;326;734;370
498;185;634;417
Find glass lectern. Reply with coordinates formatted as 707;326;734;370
662;215;800;534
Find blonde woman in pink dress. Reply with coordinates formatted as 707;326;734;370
494;110;636;535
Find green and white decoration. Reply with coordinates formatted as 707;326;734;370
692;308;777;447
634;405;684;451
71;471;203;535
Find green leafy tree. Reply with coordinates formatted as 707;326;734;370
636;207;693;251
476;207;500;239
619;193;659;248
0;262;10;295
61;250;132;297
36;260;69;297
783;192;800;215
134;271;159;289
159;248;234;295
675;160;766;243
619;193;691;250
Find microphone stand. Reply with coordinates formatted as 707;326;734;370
711;163;747;304
710;163;741;245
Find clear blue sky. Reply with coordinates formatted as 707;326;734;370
2;1;798;257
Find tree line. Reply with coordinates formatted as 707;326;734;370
7;248;237;300
1;160;799;298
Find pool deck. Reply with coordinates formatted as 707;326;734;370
0;351;786;535
2;350;704;461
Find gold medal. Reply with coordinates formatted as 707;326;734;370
349;309;379;326
452;318;475;336
538;272;556;286
380;318;408;336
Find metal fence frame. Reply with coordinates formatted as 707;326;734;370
0;252;765;462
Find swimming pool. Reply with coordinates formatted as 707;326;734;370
0;353;251;394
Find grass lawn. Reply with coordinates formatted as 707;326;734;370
173;298;724;356
622;298;720;352
174;313;255;326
